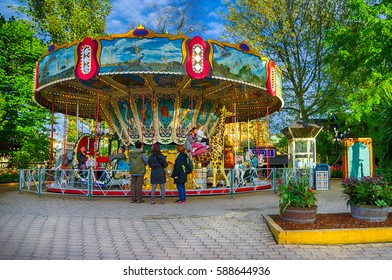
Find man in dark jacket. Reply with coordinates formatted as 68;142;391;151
129;141;148;203
171;144;189;204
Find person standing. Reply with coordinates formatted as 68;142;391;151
129;140;148;203
171;144;189;204
148;143;168;204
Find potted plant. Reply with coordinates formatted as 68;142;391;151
342;175;392;222
278;175;318;223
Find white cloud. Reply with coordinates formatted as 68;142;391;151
106;0;170;34
207;11;220;19
204;21;226;40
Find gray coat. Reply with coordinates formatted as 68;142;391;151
184;132;194;151
148;153;168;184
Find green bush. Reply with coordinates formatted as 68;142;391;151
0;169;19;183
342;175;392;207
374;166;392;184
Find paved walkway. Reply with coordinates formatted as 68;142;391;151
1;179;392;260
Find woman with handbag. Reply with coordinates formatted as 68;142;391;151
148;143;168;204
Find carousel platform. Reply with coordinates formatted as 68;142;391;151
43;180;272;197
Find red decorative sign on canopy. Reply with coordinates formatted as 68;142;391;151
75;37;99;81
185;36;211;79
267;60;277;96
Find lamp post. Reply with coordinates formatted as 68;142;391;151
330;112;350;142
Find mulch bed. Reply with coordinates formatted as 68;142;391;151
269;213;392;230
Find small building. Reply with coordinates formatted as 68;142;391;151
281;119;323;168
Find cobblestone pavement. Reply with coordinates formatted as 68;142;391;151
1;179;392;260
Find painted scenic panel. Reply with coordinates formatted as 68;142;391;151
99;37;185;74
211;43;267;88
196;101;212;126
157;94;175;127
135;96;153;127
179;97;196;128
38;45;76;86
118;100;136;129
106;103;121;131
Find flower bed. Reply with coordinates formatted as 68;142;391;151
269;212;392;230
265;213;392;244
330;165;343;178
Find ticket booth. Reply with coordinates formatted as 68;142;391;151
342;138;373;179
281;119;323;168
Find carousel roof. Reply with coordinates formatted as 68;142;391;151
33;26;284;145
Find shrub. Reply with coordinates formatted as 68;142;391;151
342;174;392;207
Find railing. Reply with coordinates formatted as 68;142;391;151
18;167;315;200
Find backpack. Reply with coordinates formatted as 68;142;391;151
184;154;194;174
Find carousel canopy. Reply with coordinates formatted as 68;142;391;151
34;25;284;145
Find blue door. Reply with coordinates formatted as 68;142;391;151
348;143;371;179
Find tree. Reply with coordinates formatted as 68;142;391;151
16;0;113;155
324;0;392;167
0;16;49;167
151;0;206;36
223;0;348;120
325;0;392;119
18;0;112;44
0;93;5;131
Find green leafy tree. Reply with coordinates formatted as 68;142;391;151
0;16;49;167
224;0;348;120
316;130;343;165
0;93;5;131
325;0;392;167
270;134;288;155
18;0;112;44
17;0;113;153
325;0;392;120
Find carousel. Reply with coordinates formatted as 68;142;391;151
26;25;284;197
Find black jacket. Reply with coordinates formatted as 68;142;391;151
148;153;168;184
77;151;87;167
171;152;189;184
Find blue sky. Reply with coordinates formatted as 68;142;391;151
0;0;228;40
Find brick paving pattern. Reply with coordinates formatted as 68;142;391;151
1;179;392;260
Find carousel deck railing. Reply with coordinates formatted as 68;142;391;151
18;167;315;200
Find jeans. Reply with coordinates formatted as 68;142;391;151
151;183;166;201
176;183;186;202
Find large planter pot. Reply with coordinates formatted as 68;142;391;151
350;204;389;222
279;205;317;223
